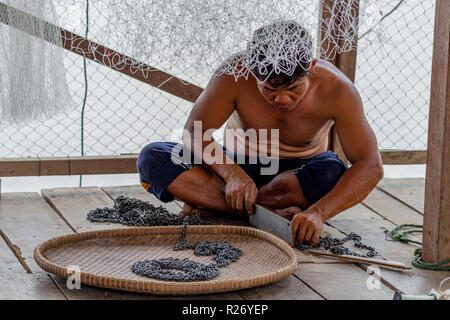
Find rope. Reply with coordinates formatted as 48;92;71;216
79;0;89;187
384;224;450;271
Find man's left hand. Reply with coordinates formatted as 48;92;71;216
291;209;325;246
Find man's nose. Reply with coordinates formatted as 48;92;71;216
274;94;290;104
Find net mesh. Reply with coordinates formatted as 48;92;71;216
0;0;435;160
0;0;74;126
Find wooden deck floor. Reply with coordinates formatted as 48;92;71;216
0;178;448;300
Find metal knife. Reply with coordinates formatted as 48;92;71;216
249;204;293;245
220;187;292;244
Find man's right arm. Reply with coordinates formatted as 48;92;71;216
183;74;258;214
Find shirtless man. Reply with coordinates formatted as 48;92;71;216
137;22;383;246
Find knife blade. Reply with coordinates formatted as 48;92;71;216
250;204;293;245
220;187;293;244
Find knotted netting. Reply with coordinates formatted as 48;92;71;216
0;0;433;157
0;0;74;126
0;0;390;125
88;0;385;82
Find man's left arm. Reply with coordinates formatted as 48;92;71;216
292;82;384;245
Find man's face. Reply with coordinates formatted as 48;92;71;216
256;76;310;112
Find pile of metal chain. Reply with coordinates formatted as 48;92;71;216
131;223;243;282
131;258;220;282
173;223;243;268
295;232;378;258
87;195;210;226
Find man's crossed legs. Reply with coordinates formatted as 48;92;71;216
136;142;348;221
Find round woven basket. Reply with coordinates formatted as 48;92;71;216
34;225;298;295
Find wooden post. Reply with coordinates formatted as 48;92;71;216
422;0;450;265
318;0;360;163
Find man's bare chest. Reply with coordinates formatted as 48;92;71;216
233;99;331;146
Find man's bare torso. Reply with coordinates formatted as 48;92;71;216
223;59;350;159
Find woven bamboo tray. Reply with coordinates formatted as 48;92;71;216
34;225;298;295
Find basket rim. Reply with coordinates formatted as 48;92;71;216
34;225;298;295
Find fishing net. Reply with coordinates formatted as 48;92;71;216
0;0;391;125
97;0;384;82
0;0;74;126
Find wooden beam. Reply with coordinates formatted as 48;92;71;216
380;150;426;164
0;150;427;178
0;155;138;177
319;0;360;163
422;0;450;265
0;2;203;103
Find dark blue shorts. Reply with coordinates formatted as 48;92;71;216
137;142;348;204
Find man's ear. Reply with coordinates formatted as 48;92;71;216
309;59;318;74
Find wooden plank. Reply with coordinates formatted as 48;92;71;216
0;155;138;177
0;229;65;300
0;2;203;103
239;275;323;300
362;188;423;230
295;224;395;299
0;150;429;178
0;193;75;271
69;155;137;175
0;193;77;298
295;224;394;299
423;0;450;264
0;272;65;300
380;151;427;165
49;275;246;301
377;178;425;214
39;157;70;176
41;187;116;232
0;158;39;176
295;262;393;300
327;204;450;295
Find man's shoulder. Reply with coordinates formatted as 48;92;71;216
214;51;249;78
314;59;358;99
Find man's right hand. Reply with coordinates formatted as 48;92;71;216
223;170;258;214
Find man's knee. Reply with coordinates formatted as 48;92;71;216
257;170;309;208
137;142;164;174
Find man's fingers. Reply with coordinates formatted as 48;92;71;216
226;187;234;209
291;215;300;247
304;227;314;245
235;191;244;211
311;224;323;245
297;223;308;244
311;231;320;245
245;189;257;214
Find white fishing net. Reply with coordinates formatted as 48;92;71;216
93;0;386;82
0;0;391;125
0;0;73;126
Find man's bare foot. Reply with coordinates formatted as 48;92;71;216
274;206;302;221
179;203;217;217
